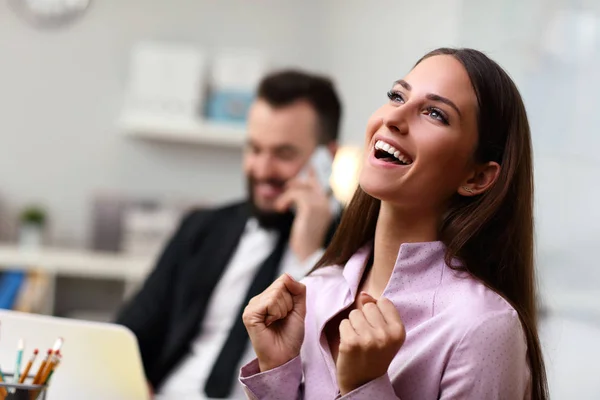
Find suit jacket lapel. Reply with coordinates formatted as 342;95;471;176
158;203;249;377
183;203;249;309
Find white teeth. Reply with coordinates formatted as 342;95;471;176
374;140;412;164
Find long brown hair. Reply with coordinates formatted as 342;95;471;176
314;48;548;399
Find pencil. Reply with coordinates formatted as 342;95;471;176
18;349;38;384
51;338;63;354
0;365;8;398
32;349;51;385
43;357;61;385
39;352;60;386
13;339;25;384
0;324;4;400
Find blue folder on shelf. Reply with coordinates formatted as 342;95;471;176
0;270;26;310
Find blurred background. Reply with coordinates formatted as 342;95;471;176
0;0;598;397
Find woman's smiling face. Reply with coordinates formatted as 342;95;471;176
359;54;481;212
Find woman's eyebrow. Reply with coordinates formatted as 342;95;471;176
426;94;462;117
395;79;412;91
394;79;462;117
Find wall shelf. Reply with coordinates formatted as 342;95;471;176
0;245;153;281
119;112;247;147
0;244;155;319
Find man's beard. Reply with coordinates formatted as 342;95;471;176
247;176;295;232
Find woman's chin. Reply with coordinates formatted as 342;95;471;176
359;182;401;204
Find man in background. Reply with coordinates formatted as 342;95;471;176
116;70;343;399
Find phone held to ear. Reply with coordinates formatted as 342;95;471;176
297;145;333;192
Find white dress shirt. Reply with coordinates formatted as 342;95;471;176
156;218;323;400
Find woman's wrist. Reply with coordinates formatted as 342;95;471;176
258;353;299;373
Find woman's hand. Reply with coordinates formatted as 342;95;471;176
336;292;406;395
243;273;307;372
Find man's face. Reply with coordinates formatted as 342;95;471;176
244;99;319;213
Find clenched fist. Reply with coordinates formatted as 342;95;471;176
243;273;307;372
336;292;406;395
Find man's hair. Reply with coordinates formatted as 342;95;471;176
256;70;342;144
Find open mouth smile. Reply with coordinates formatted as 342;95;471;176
373;139;414;166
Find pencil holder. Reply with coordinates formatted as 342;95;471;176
0;374;47;400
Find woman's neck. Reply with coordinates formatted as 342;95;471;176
363;202;439;297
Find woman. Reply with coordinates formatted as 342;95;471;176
240;48;548;399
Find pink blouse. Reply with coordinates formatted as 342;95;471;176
240;241;531;399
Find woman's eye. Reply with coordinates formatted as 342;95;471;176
387;90;404;104
425;107;449;125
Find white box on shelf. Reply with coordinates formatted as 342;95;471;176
211;48;267;91
121;205;180;259
125;41;208;118
206;48;267;124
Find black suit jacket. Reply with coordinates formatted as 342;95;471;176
116;201;340;390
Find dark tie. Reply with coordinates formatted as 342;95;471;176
203;223;292;398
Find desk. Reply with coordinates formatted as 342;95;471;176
0;244;155;318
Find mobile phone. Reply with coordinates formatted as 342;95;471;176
297;146;333;191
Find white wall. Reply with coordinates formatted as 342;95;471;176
1;0;599;301
459;0;600;312
320;0;463;145
323;0;600;316
0;0;327;246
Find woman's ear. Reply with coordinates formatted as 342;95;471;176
458;161;501;197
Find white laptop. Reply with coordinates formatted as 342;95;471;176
0;310;149;400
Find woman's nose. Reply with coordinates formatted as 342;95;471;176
383;105;410;135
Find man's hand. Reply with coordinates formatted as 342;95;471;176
275;167;333;261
